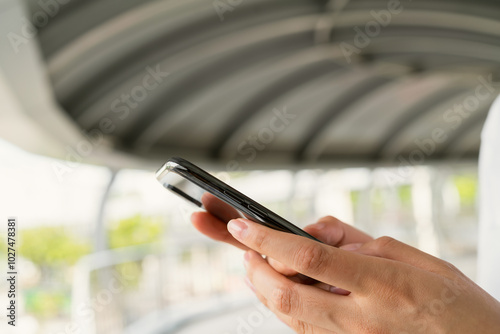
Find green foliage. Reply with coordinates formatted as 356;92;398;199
0;237;5;255
108;214;163;249
12;215;162;320
350;190;360;208
397;185;413;207
453;174;478;207
24;288;70;318
371;188;385;213
19;227;92;266
106;215;163;289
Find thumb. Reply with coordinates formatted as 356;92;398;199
304;216;372;247
351;236;448;274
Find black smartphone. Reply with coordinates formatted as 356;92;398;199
156;157;319;242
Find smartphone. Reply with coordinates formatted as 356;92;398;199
156;157;319;242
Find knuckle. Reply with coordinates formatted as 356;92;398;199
442;260;466;279
373;236;398;252
251;228;267;250
443;261;459;273
270;284;296;315
320;215;342;226
322;216;343;231
294;243;328;275
289;318;310;334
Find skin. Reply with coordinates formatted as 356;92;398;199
191;194;500;333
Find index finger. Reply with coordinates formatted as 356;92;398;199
269;216;373;278
190;193;247;250
227;218;376;293
202;193;241;222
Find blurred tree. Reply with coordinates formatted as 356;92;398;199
453;174;478;208
16;227;91;318
7;215;162;318
108;214;163;248
398;185;413;208
106;215;164;290
24;288;69;318
19;227;92;266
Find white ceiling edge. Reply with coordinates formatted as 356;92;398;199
0;0;148;170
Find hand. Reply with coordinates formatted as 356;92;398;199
227;218;500;334
191;193;372;266
191;193;247;250
191;194;372;286
267;215;372;277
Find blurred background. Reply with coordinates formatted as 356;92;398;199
0;0;499;333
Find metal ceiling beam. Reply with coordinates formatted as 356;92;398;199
50;6;500;110
23;0;500;167
49;4;323;107
71;14;322;129
294;74;393;161
208;61;344;159
372;86;472;159
132;45;348;150
439;105;492;156
122;40;313;148
117;17;325;146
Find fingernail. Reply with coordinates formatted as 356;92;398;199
244;277;255;292
329;286;351;296
340;243;362;251
228;219;248;239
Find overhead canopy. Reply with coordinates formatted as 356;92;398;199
18;0;500;168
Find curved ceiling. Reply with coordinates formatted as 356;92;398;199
30;0;500;168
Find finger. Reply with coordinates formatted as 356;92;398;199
268;216;373;278
201;193;241;222
191;212;249;250
304;216;373;247
250;289;338;334
352;236;454;276
267;257;299;276
244;288;330;334
266;259;343;291
246;255;344;332
229;219;374;292
244;250;352;332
